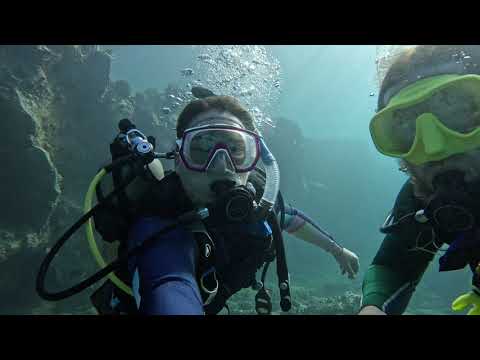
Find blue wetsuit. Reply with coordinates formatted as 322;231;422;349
127;200;332;315
127;216;204;315
127;217;274;314
127;217;276;314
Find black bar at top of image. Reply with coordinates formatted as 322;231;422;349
2;10;480;45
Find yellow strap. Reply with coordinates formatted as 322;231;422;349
83;168;133;296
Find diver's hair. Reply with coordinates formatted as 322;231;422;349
176;96;257;138
378;45;480;111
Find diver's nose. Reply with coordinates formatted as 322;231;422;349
207;151;236;175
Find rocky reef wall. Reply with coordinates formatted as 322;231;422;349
0;45;361;315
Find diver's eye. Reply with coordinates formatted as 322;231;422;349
229;143;246;160
399;119;412;129
393;116;415;135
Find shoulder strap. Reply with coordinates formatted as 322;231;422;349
381;180;427;234
392;180;422;218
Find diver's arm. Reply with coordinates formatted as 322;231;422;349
127;216;204;315
359;230;435;315
281;206;342;253
281;205;359;278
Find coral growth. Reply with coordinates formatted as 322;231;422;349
225;285;362;315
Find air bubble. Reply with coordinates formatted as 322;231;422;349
181;68;194;76
197;54;211;61
180;45;281;130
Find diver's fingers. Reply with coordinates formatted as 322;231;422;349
452;293;473;311
346;263;355;278
351;259;360;274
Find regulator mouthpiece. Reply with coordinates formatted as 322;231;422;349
210;180;255;223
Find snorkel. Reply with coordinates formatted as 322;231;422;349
258;137;280;214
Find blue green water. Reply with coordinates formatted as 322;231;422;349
109;45;471;315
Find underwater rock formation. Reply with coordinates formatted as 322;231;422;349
0;45;183;314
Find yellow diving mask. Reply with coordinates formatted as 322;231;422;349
370;74;480;165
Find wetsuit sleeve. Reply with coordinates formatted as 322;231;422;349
127;216;204;315
279;203;343;255
362;225;438;315
361;181;437;315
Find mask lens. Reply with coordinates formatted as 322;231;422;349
392;86;480;150
189;131;220;165
371;76;480;156
432;86;480;134
181;126;259;172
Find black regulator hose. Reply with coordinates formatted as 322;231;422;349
37;197;202;301
37;118;170;301
277;191;286;231
37;219;185;301
36;151;156;301
268;211;292;312
36;162;139;301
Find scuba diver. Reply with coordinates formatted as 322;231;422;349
36;88;359;315
360;45;480;315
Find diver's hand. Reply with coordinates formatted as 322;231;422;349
452;291;480;315
333;248;359;279
358;306;386;315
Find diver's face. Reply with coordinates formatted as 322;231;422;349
390;85;480;192
175;110;250;206
407;150;480;192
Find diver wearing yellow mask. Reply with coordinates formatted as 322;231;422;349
360;45;480;315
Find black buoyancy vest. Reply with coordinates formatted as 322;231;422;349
388;180;480;274
390;180;469;246
95;168;279;314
